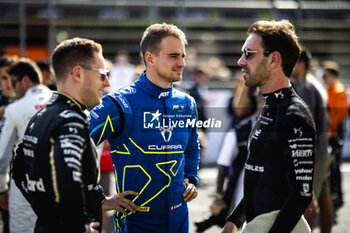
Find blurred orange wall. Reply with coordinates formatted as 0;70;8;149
4;46;49;61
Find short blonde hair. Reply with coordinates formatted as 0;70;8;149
140;23;187;65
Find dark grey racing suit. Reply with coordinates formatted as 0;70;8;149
11;92;104;233
227;87;316;233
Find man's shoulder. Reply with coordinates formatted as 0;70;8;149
8;86;52;108
57;104;87;125
334;82;347;96
5;96;30;116
284;96;315;130
43;98;87;124
302;81;324;105
305;74;328;101
114;84;137;96
105;84;138;103
287;94;311;114
100;88;132;111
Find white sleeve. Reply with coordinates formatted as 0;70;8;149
217;129;238;167
0;108;17;192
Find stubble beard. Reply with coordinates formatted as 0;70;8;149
157;68;182;85
246;59;269;88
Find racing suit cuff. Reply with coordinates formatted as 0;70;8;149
98;185;106;204
84;223;92;233
0;174;9;193
186;176;198;186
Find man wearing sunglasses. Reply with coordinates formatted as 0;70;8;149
222;20;316;233
11;38;138;233
0;58;52;233
89;23;200;233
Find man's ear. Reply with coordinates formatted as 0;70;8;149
22;75;31;87
269;51;281;68
71;65;82;83
145;52;154;67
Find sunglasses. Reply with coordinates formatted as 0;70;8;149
79;64;110;81
242;48;272;60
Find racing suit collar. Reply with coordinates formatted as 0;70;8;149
262;87;293;105
52;91;87;114
138;71;173;100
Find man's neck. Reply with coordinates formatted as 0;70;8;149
260;74;291;94
57;82;83;105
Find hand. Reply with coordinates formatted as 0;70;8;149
304;194;319;221
102;190;139;216
0;191;9;210
182;178;198;202
88;222;100;233
210;195;227;216
221;221;237;233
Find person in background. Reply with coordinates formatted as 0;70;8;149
215;75;257;196
291;47;332;233
11;38;138;233
98;139;115;233
89;23;200;233
222;20;315;233
187;67;209;177
0;56;17;123
36;60;57;90
107;50;135;92
0;55;17;233
187;67;209;128
322;60;348;211
0;58;53;233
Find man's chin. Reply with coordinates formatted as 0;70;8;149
87;98;101;108
172;75;182;83
244;79;254;87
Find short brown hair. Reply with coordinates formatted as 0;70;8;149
248;20;301;77
0;55;18;69
8;58;42;84
140;23;187;65
298;46;312;71
322;60;339;77
51;37;102;82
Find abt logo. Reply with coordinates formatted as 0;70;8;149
158;91;170;99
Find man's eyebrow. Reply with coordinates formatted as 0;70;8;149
168;52;187;56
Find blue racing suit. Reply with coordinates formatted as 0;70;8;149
88;72;200;233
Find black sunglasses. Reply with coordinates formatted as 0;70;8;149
79;64;110;81
242;48;272;60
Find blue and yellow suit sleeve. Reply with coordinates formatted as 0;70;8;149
88;95;122;146
183;97;200;186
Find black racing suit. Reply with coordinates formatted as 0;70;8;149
11;92;104;233
227;87;316;233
